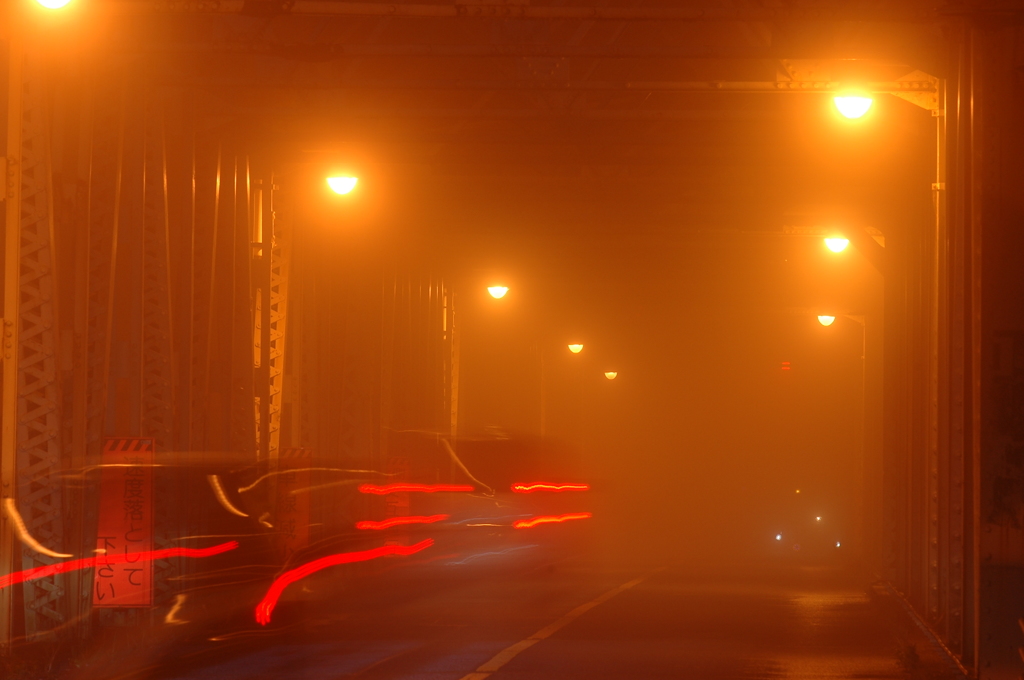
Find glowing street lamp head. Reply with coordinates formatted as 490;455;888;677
833;95;873;119
35;0;73;7
824;237;850;253
604;371;618;380
568;344;584;354
817;315;836;327
487;286;509;299
326;176;358;195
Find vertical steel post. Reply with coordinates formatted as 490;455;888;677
231;157;256;458
254;173;288;465
254;177;269;461
0;24;25;649
966;26;982;674
13;47;65;638
927;77;945;627
449;287;459;440
935;76;960;651
267;178;289;464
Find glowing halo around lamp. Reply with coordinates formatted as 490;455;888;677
487;286;509;299
824;237;850;253
604;371;618;380
833;95;873;119
326;176;358;195
35;0;73;7
568;344;583;354
817;315;836;327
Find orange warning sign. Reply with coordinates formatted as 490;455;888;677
92;438;154;607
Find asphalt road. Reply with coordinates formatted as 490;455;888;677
75;555;963;680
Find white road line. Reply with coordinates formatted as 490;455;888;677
457;574;648;680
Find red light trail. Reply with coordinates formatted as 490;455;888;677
255;539;433;625
511;483;590;493
513;513;593;529
0;541;239;590
358;483;473;495
356;514;449;530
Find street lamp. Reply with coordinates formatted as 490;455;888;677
568;344;583;354
824;237;850;253
487;286;509;299
326;176;358;195
35;0;73;7
604;371;618;380
833;95;873;119
817;315;836;327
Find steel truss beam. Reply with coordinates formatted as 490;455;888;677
254;175;290;464
110;44;919;61
148;78;939;95
230;157;257;457
121;1;940;22
139;98;181;605
0;29;24;647
1;47;68;638
141;104;175;459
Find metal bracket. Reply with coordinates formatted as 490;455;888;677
890;70;941;111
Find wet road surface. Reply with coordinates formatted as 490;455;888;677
76;557;961;680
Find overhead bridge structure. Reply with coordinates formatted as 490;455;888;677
0;1;1023;678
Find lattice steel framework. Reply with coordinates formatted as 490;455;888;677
85;88;122;467
187;142;221;457
8;52;67;636
267;197;290;463
254;177;290;464
230;157;257;457
140;100;180;606
0;32;25;646
141;108;174;460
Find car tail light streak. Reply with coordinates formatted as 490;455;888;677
511;482;590;493
356;514;449;530
358;483;474;495
513;512;592;529
255;539;434;625
0;541;239;590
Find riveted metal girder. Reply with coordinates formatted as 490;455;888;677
0;29;26;648
254;176;290;465
139;100;180;604
141;105;175;455
121;0;940;23
0;46;68;638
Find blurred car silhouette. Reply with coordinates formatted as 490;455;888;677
165;431;594;629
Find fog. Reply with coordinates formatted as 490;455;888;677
3;5;975;678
